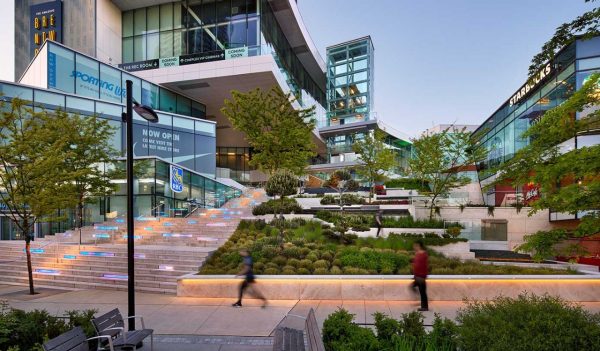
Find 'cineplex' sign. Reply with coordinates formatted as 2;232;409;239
119;47;248;72
509;63;553;106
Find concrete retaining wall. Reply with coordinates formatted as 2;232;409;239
177;275;600;301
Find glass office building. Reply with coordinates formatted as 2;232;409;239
473;36;600;208
325;37;374;127
1;41;242;239
21;41;217;176
120;0;325;107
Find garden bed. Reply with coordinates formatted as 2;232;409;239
198;219;576;276
177;274;599;300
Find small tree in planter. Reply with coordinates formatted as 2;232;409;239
265;169;298;220
323;169;360;213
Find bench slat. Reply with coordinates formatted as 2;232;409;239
43;327;88;351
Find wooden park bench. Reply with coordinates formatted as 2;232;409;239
43;326;115;351
273;308;325;351
92;308;154;351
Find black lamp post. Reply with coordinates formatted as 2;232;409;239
123;80;158;331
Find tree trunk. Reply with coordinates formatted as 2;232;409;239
24;217;34;294
369;182;373;204
78;198;83;245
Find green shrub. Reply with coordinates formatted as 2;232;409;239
330;266;342;274
314;259;329;269
273;255;287;266
287;258;300;268
320;194;366;205
297;267;310;274
321;251;333;261
299;259;313;270
314;268;329;275
322;309;379;351
457;293;600;351
385;178;430;192
283;246;302;259
281;267;296;275
252;198;302;215
306;252;319;262
0;302;98;351
263;267;279;274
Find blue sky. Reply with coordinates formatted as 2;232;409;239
297;0;596;135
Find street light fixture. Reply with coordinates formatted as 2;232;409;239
122;80;158;331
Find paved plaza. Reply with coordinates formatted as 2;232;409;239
2;284;600;350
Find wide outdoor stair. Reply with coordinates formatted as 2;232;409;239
0;242;212;294
0;189;268;294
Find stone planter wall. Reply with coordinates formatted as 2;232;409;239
177;275;600;301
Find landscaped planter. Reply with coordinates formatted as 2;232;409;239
177;274;600;301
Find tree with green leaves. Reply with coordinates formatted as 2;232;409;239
529;2;599;76
492;74;600;260
0;99;77;294
352;130;396;203
409;127;487;219
324;169;360;212
265;169;298;219
221;87;317;176
51;110;117;244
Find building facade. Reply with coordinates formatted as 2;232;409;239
473;36;600;219
1;40;242;239
311;36;411;177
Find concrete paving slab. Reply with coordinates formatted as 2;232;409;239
197;304;289;336
146;304;218;334
365;300;391;324
341;300;365;324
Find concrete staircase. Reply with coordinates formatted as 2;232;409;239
0;189;268;294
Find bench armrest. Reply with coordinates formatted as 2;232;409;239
87;335;115;351
126;315;146;329
100;327;126;342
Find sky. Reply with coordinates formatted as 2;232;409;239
0;1;594;136
297;0;596;136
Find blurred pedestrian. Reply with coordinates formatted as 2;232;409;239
232;249;267;308
411;240;429;311
375;210;383;237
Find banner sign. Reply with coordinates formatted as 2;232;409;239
170;165;184;193
178;50;225;65
30;0;62;57
118;48;251;72
225;47;248;60
119;59;159;72
523;182;541;205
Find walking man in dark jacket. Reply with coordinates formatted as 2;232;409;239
375;210;383;237
411;240;429;311
232;249;267;308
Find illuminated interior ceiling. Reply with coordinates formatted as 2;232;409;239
160;71;326;153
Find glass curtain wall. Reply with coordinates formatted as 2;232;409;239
120;0;326;107
474;43;578;180
326;38;374;126
216;147;253;182
122;1;259;61
48;42;206;119
1;79;216;177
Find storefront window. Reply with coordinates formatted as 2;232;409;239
159;88;177;113
48;43;75;94
75;54;100;99
99;64;123;103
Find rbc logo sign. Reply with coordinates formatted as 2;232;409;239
170;165;184;193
